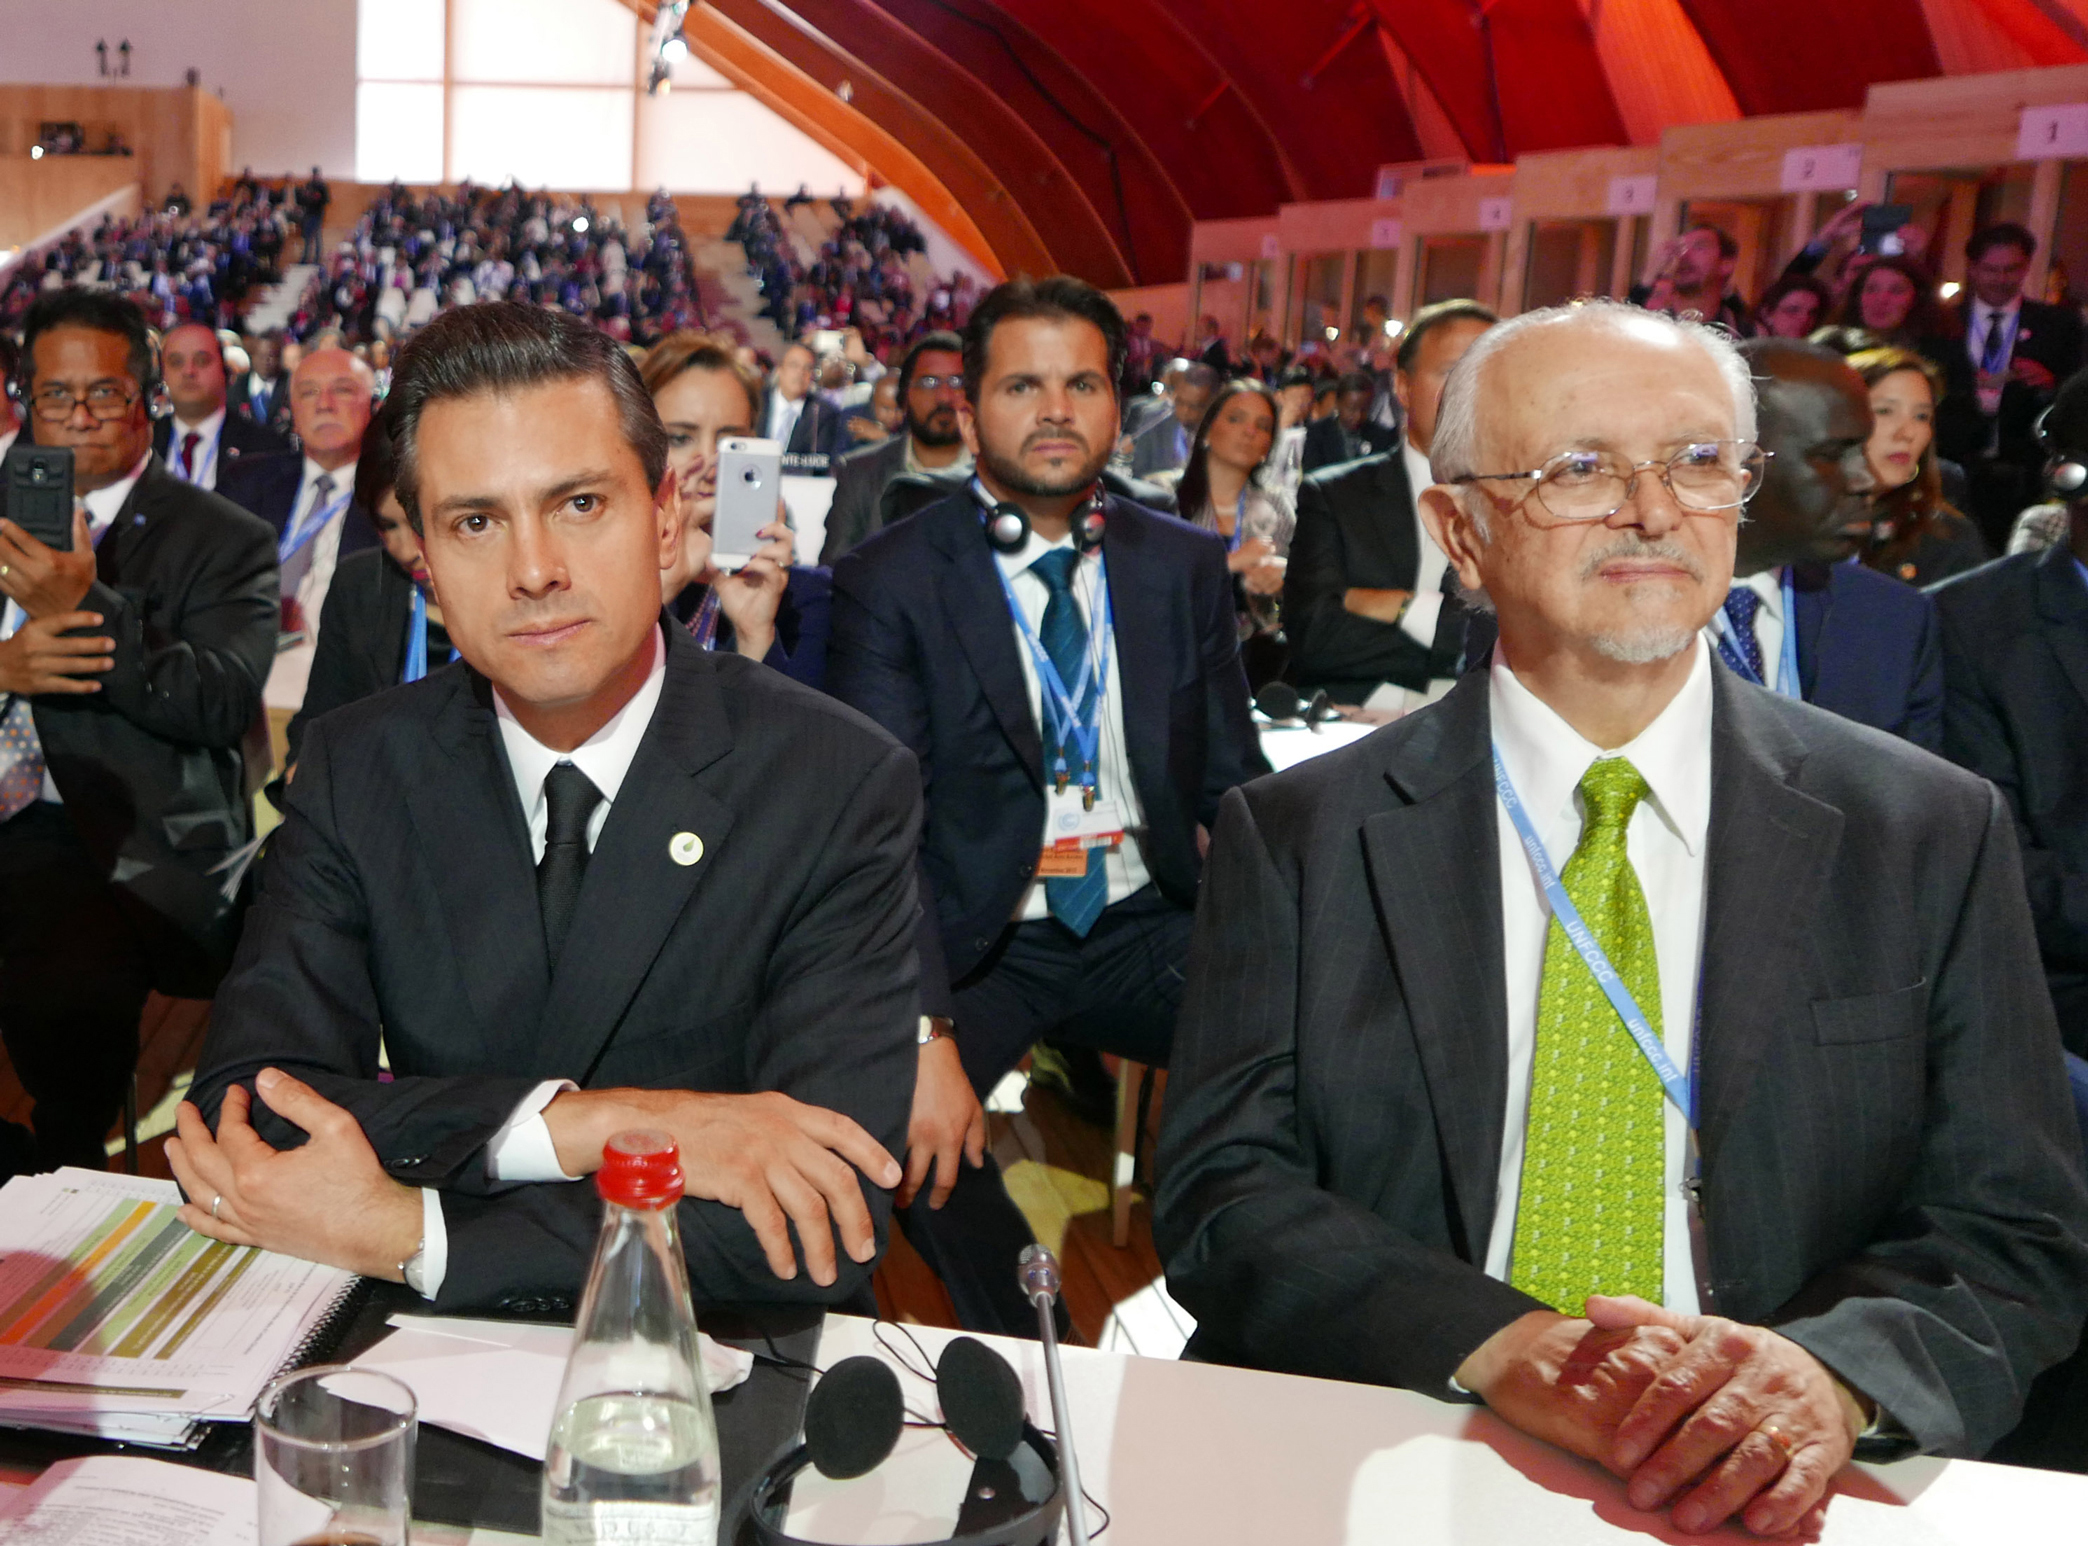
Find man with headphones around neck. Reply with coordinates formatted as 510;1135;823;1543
830;276;1267;1336
0;288;277;1176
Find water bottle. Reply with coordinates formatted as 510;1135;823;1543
542;1131;721;1545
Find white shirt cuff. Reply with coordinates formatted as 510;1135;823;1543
1399;589;1445;648
485;1079;581;1182
416;1185;447;1301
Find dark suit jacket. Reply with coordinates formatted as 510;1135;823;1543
284;547;424;770
820;434;910;566
829;492;1268;1015
190;624;921;1312
1926;299;2085;469
1154;666;2088;1457
216;449;381;561
152;410;289;483
1284;451;1481;701
1933;544;2088;1056
228;371;294;437
1783;560;1943;751
1128;411;1193;480
766;392;843;462
667;564;832;692
1301;415;1399;476
0;457;278;991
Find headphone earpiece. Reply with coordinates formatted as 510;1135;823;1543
801;1356;903;1480
2035;404;2088;500
984;503;1030;554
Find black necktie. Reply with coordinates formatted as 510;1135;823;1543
538;762;604;966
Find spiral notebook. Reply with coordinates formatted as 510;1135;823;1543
0;1169;361;1448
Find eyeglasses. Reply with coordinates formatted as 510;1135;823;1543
1451;440;1768;522
910;374;965;394
29;381;140;423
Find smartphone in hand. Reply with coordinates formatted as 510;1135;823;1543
713;437;781;571
2;445;75;551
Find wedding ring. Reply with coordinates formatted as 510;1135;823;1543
210;1194;222;1221
1760;1422;1793;1455
0;564;11;580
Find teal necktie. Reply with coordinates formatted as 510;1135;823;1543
1029;548;1107;937
1510;756;1666;1316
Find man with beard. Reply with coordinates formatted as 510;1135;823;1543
1707;340;1942;749
1633;223;1749;335
830;277;1265;1334
820;331;972;563
1155;302;2088;1533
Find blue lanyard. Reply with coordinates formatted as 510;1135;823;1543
994;553;1113;790
1492;746;1695;1122
685;588;722;652
401;586;457;683
1709;569;1799;699
279;483;352;565
1225;490;1246;553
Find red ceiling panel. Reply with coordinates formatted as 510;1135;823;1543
1675;0;1943;113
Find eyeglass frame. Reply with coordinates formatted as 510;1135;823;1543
1448;440;1772;523
27;379;143;423
908;373;966;395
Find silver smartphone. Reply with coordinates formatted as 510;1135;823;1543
713;436;781;571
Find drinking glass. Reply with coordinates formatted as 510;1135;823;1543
254;1365;416;1546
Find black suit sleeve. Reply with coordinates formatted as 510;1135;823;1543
1283;475;1430;694
1154;785;1546;1395
1769;785;2088;1454
1904;597;1945;753
83;503;277;749
827;555;956;1018
1192;540;1270;823
287;562;392;768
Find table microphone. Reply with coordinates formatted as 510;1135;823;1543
1017;1245;1091;1546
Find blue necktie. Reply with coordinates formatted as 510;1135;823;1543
1030;548;1108;937
1721;586;1765;684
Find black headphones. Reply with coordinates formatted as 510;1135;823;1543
6;325;170;422
977;480;1108;556
732;1337;1066;1546
2036;403;2088;499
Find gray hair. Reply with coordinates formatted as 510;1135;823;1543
1429;300;1757;537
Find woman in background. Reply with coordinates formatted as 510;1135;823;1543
639;331;830;689
1850;346;1988;586
1174;378;1293;687
1753;274;1833;340
1840;256;1949;357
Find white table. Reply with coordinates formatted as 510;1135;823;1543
790;1315;2086;1545
1257;719;1379;772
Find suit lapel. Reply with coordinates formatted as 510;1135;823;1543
2034;542;2088;715
1361;678;1510;1257
927;508;1044;785
401;670;553;1053
97;459;178;584
1695;671;1843;1159
536;626;735;1077
1098;504;1172;820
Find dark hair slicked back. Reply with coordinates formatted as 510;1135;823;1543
961;276;1126;405
386;302;668;532
1396;298;1499;375
1966;221;2037;265
21;287;156;392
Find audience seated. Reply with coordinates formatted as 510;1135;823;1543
1173;379;1292;686
1848;347;1988;585
1126;362;1216;479
1631;222;1749;333
153;322;289;491
821;330;970;564
1300;370;1399;473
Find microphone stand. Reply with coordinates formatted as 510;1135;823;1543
1018;1245;1091;1546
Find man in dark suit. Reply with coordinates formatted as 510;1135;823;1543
1286;301;1496;708
0;289;278;1174
761;342;843;464
153;323;288;491
1925;223;2086;551
1157;302;2088;1533
819;331;969;564
230;329;294;437
1301;370;1400;474
1125;362;1214;480
1933;368;2088;1056
831;277;1265;1334
1714;340;1942;751
173;302;916;1313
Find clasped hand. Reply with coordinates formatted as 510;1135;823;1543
1458;1296;1865;1539
0;513;109;697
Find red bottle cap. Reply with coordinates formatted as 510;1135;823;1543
597;1130;685;1209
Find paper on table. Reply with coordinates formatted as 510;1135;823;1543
356;1314;753;1462
0;1454;256;1545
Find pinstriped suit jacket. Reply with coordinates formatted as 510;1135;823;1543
1154;665;2088;1457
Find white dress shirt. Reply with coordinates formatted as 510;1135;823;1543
766;389;806;449
994;530;1154;919
166;406;227;489
1360;440;1459;719
286;456;358;647
410;629;668;1298
1966;296;2022;374
1484;636;1714;1313
0;424;17;464
0;453;147;806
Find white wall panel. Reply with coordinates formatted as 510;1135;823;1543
451;0;635;86
358;0;444;83
635;91;862;196
357;82;445;183
449;85;634;190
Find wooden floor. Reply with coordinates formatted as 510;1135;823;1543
5;1002;1183;1354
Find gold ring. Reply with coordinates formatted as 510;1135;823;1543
0;564;10;580
210;1194;221;1221
1761;1422;1793;1455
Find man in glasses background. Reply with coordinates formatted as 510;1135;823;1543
1156;300;2087;1536
820;331;971;564
0;288;277;1177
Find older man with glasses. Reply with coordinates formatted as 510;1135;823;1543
0;287;276;1177
1156;300;2088;1537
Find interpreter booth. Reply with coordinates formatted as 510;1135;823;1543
1183;215;1282;360
1388;166;1515;320
1498;144;1658;316
1270;196;1405;352
1653;110;1865;306
1859;64;2088;304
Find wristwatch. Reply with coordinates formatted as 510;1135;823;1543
399;1237;428;1295
918;1015;953;1046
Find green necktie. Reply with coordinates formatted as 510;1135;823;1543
1509;756;1666;1317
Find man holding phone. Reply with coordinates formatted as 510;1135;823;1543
0;288;277;1175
